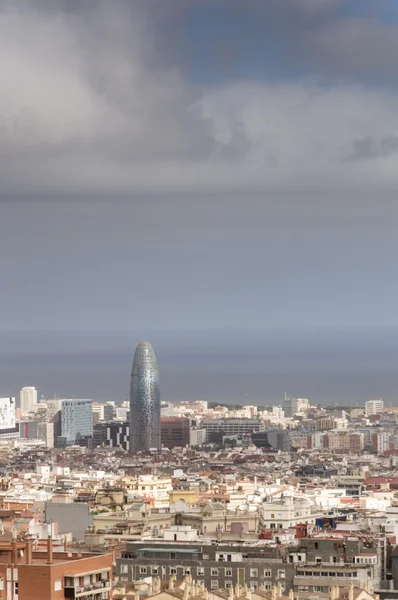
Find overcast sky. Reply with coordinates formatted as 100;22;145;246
2;0;398;332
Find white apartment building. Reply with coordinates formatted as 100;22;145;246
365;399;384;416
0;397;18;438
116;406;128;420
260;496;319;529
190;427;207;446
271;406;285;421
20;386;37;414
376;431;391;454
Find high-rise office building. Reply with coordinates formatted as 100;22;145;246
129;341;160;452
20;386;37;414
161;417;190;449
282;396;309;418
58;399;93;446
365;399;384;417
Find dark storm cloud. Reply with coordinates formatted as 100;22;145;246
0;0;398;197
347;136;398;162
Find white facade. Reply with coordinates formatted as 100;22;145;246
20;386;37;414
92;404;105;421
365;399;384;416
0;397;16;431
164;526;198;542
116;406;128;420
260;496;318;529
190;427;207;446
376;432;391;454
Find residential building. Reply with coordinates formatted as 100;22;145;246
117;540;294;592
365;399;384;417
189;427;207;446
0;536;112;600
0;397;18;439
20;386;38;414
260;496;320;529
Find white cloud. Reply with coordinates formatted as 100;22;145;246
1;1;398;196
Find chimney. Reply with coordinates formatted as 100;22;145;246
169;576;174;590
47;535;53;564
183;585;189;600
289;590;294;600
11;540;18;565
271;586;277;600
26;540;33;565
229;586;234;600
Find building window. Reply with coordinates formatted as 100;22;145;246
140;567;147;575
211;581;219;589
170;568;177;575
197;567;205;576
120;565;128;574
211;569;219;576
225;569;232;577
264;584;272;590
250;569;258;578
225;582;233;589
278;570;285;579
54;580;62;591
184;569;191;576
152;567;158;575
197;580;204;586
264;570;271;578
251;582;258;590
298;586;309;592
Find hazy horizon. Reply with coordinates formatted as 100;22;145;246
1;328;397;407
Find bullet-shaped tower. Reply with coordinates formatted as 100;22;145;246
129;341;160;452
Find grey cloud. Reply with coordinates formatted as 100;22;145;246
1;0;398;197
308;18;398;79
347;136;398;162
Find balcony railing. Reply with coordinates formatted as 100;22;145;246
74;584;111;598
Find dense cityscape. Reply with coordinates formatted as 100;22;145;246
0;341;397;600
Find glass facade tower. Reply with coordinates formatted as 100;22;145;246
129;341;160;452
60;399;93;445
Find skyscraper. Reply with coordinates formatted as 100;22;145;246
20;386;37;414
58;399;93;446
129;341;160;452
